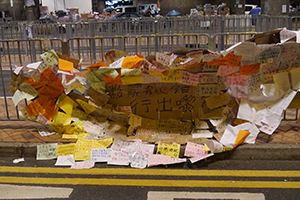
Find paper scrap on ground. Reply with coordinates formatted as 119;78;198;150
107;150;130;165
90;148;112;162
55;155;75;166
36;143;57;160
13;158;25;164
184;142;208;157
38;131;56;137
130;153;148;169
156;143;180;158
189;153;214;163
70;160;95;169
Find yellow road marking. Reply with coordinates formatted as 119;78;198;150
0;176;299;188
0;166;299;177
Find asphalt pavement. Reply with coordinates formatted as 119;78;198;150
0;159;300;200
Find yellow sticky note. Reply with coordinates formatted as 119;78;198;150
74;137;113;161
58;58;74;71
57;94;78;115
156;143;180;158
129;114;142;127
161;70;181;83
51;123;65;134
76;99;97;114
121;75;143;85
53;112;72;125
56;143;76;157
233;130;250;149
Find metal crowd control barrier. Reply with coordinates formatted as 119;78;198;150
0;15;297;41
0;39;63;120
67;34;210;68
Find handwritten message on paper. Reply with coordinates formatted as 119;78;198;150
226;73;247;86
217;65;237;76
196;84;219;96
247;73;263;93
184;142;208;157
257;46;281;63
107;150;130;165
156;143;180;158
70;161;95;169
90;148;112;162
223;53;242;67
40;50;58;67
198;73;218;84
76;99;97;115
36;143;57;160
57;143;76;157
142;74;161;84
161;70;181;83
156;52;177;66
205;93;231;109
180;71;199;86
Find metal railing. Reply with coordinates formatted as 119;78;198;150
0;15;299;41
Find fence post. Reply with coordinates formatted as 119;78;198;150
208;36;216;52
62;41;69;56
218;16;225;51
154;21;159;52
65;24;73;40
89;22;96;62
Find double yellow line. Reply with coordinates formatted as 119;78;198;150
1;167;300;188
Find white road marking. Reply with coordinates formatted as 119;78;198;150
0;184;73;199
147;191;265;200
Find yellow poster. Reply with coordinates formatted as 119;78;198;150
56;143;76;157
74;137;114;160
156;143;180;158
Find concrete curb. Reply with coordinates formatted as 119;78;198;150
1;142;299;161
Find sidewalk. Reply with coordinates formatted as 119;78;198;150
0;98;300;160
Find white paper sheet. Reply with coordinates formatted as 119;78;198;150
90;148;112;162
55;155;75;166
70;160;95;169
